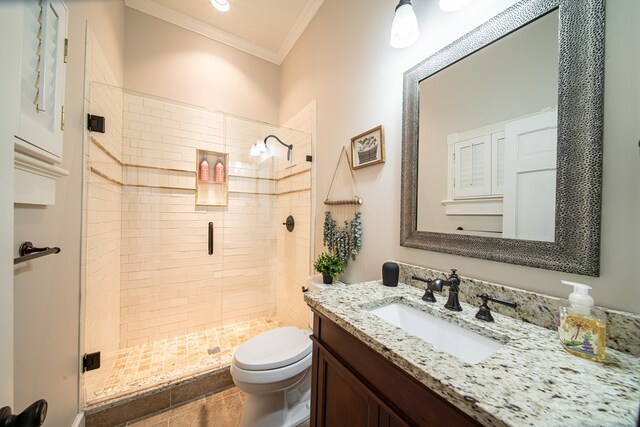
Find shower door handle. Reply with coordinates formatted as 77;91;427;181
208;222;214;255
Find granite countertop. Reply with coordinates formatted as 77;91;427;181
304;281;640;427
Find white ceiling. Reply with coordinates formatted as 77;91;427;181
124;0;325;65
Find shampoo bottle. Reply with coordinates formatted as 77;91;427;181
199;156;210;182
557;280;606;362
214;158;225;183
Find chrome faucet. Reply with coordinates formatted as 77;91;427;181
412;269;462;311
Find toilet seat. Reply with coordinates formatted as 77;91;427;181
231;351;312;385
233;327;311;371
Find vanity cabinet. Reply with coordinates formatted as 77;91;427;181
314;345;407;427
310;311;481;427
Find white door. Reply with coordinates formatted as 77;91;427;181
0;2;21;409
502;109;557;241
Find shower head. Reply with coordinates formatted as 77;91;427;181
250;135;293;161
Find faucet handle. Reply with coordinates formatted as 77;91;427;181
411;276;438;302
475;294;517;322
445;268;460;290
422;279;437;302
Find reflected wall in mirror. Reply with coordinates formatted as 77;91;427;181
400;0;604;276
418;10;559;242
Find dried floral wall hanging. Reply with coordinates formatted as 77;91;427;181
323;147;363;265
323;211;362;264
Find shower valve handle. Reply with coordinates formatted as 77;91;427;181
283;215;295;232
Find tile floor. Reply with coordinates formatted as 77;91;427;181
85;317;284;406
128;386;311;427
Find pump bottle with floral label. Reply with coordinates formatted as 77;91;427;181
557;280;606;362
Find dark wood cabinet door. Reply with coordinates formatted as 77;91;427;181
378;404;410;427
315;346;379;427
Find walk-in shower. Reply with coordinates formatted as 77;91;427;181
80;82;313;410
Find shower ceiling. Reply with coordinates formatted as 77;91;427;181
124;0;325;64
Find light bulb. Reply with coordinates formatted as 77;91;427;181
211;0;230;12
390;2;419;49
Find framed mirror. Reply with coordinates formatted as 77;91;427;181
400;0;605;276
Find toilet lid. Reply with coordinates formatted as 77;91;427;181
233;327;312;371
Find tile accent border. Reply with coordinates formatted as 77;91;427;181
396;261;640;357
90;137;310;194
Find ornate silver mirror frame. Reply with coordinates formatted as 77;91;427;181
400;0;605;276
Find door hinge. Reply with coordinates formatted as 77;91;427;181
87;114;106;133
64;38;69;63
60;106;65;131
82;352;101;373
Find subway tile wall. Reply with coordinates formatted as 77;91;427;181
118;94;311;347
85;85;312;350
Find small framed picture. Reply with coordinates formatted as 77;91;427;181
351;125;385;169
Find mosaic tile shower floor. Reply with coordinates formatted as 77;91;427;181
84;316;284;406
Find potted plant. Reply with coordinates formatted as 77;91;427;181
313;251;345;284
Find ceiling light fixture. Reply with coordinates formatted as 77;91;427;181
211;0;230;13
439;0;473;12
390;0;419;49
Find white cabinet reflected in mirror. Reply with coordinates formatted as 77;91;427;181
417;9;558;242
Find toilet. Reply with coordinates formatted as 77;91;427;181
230;276;345;427
231;326;312;427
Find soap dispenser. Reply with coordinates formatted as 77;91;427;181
557;280;606;362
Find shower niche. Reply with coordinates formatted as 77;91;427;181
196;149;229;206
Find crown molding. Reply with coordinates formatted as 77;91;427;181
125;0;324;65
125;0;279;64
277;0;324;63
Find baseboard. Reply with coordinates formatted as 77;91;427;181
71;412;85;427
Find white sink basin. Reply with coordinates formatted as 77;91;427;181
370;303;503;364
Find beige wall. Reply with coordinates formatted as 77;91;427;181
124;9;279;124
280;0;640;313
13;1;125;425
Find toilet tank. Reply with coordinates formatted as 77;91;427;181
306;275;347;329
